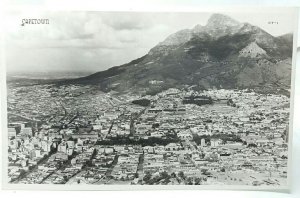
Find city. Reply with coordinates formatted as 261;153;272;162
7;82;290;186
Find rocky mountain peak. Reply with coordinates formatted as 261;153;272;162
159;14;243;46
206;13;241;28
201;13;243;39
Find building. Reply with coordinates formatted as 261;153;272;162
58;142;68;153
8;128;17;138
210;139;222;147
20;127;33;136
201;138;206;147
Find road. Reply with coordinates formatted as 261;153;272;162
130;107;148;136
8;112;40;122
136;153;144;183
11;150;57;184
40;152;79;184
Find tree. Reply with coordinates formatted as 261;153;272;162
178;171;185;179
152;123;159;129
160;171;170;180
132;99;151;107
143;172;152;182
163;178;171;184
201;169;208;175
247;143;257;148
195;177;201;185
134;173;139;178
171;172;176;178
186;177;193;185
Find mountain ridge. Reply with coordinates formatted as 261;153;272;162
60;14;293;95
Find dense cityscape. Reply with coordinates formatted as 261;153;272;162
7;82;290;186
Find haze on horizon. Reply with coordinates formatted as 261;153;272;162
5;9;296;74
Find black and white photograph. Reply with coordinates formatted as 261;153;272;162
2;7;299;191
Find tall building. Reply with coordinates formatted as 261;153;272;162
58;142;68;153
201;138;206;147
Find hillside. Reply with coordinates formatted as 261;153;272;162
60;14;293;95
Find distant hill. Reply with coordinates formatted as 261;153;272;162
60;14;293;95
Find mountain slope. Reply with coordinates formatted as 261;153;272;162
61;14;293;95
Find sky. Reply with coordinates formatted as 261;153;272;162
4;9;297;73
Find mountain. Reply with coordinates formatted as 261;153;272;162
62;14;293;95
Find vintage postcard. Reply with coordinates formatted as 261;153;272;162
2;7;299;191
